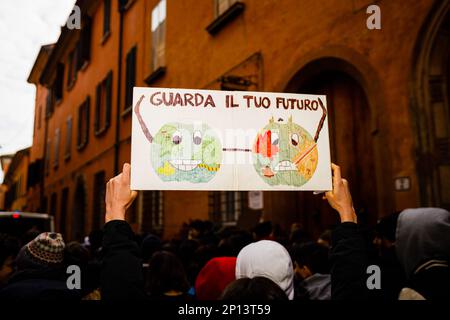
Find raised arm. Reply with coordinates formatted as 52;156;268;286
325;164;368;300
100;163;146;300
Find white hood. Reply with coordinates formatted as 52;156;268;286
236;240;294;300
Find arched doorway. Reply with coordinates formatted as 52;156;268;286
72;176;87;241
412;2;450;210
284;58;379;237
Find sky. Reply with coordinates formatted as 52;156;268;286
0;0;76;182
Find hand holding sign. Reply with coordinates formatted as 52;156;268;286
105;163;138;223
324;164;357;223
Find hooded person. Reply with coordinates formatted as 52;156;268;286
235;240;294;300
0;232;79;301
396;208;450;300
195;257;237;300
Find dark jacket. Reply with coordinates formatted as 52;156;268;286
0;268;80;301
101;220;196;301
101;220;147;300
330;222;369;300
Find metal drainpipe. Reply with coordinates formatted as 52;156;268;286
114;1;125;175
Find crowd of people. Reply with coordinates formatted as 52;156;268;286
0;163;449;301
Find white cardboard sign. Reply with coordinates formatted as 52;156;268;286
131;87;332;191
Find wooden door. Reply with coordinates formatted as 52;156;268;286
295;71;378;238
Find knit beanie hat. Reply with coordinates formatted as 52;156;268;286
15;232;65;270
195;257;237;300
236;240;294;300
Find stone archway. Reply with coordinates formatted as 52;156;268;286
272;56;385;237
411;1;450;210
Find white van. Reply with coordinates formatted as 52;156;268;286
0;212;55;237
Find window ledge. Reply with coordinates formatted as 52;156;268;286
121;106;132;118
221;221;238;227
120;0;136;12
80;60;90;72
76;141;88;151
144;66;166;85
206;2;245;36
94;125;109;137
101;31;111;45
67;76;77;91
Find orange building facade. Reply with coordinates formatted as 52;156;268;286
1;148;30;212
25;0;450;240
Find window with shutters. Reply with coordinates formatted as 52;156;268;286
77;16;92;71
41;196;47;214
151;1;165;72
37;105;42;129
64;116;72;160
45;88;54;118
103;0;111;40
16;176;22;198
77;97;90;151
124;46;136;111
93;171;106;230
215;0;238;16
54;63;64;102
141;191;164;232
53;128;60;169
95;71;112;135
67;49;77;88
206;0;245;35
50;193;58;217
208;191;246;225
45;139;51;176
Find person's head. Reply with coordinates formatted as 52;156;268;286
64;241;89;266
141;233;162;262
146;251;189;296
220;277;288;300
218;230;253;257
289;223;311;245
188;220;205;240
195;257;237;300
373;212;400;255
87;230;104;254
252;221;273;241
291;242;329;281
396;208;450;300
15;232;65;271
0;234;20;286
396;208;450;273
64;241;91;295
236;240;294;300
317;230;332;248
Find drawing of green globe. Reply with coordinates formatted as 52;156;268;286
151;122;222;183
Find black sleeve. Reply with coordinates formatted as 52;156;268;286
100;220;147;301
330;222;369;300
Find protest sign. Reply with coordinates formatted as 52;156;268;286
131;87;332;191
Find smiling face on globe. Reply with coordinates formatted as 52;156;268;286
151;122;222;183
